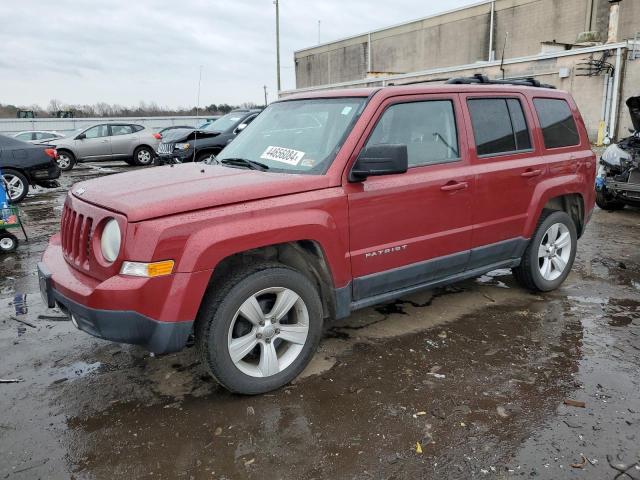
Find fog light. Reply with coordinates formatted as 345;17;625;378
120;260;175;278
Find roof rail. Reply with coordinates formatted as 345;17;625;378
445;73;556;89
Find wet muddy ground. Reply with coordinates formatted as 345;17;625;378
1;162;639;479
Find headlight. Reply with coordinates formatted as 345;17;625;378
100;219;121;263
601;144;631;167
174;143;191;151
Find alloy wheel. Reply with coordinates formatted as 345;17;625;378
538;223;572;281
227;287;309;378
57;154;71;169
137;149;152;164
2;174;25;201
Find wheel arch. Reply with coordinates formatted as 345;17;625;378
200;240;341;321
540;193;585;238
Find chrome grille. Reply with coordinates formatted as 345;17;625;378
61;204;93;270
158;143;174;154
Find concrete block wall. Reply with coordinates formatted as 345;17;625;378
294;0;638;90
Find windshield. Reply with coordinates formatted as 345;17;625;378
216;98;366;174
202;112;247;132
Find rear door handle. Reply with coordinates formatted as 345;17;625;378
520;169;542;178
440;181;469;192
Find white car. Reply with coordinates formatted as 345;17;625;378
13;131;65;144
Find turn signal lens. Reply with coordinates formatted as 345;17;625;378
120;260;174;278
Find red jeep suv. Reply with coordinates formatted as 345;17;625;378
39;77;595;394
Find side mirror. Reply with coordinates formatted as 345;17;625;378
76;133;86;140
349;144;408;182
235;123;248;134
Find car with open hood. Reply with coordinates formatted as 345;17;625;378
595;95;640;210
155;109;261;164
38;78;595;395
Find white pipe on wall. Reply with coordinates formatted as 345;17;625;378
488;1;495;61
609;47;623;139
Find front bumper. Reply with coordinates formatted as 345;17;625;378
40;262;192;354
37;237;210;354
155;150;193;165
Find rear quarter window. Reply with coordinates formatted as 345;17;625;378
533;98;580;149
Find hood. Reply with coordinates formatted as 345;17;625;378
627;96;640;132
161;128;220;143
72;163;331;222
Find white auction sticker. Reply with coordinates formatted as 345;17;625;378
260;146;305;165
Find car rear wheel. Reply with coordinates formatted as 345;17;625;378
0;232;18;253
2;169;29;203
56;151;75;171
196;262;323;395
512;210;577;292
133;146;154;166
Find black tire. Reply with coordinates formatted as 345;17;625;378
595;189;625;211
196;262;324;395
132;146;154;166
512;210;577;292
0;232;18;253
2;169;29;203
56;150;76;171
196;151;217;163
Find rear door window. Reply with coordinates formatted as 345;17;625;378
110;125;134;136
533;98;580;148
467;98;532;156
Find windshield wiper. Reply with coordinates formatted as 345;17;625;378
218;158;269;171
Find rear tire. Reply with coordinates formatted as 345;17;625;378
0;232;18;253
196;262;323;395
132;146;154;166
512;210;577;292
595;189;625;211
56;151;76;171
2;169;29;203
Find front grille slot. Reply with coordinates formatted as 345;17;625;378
60;204;93;270
158;143;174;154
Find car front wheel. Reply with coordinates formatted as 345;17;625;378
56;151;75;171
0;232;18;253
2;169;29;203
513;210;577;292
196;263;323;394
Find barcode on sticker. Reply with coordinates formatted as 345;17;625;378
260;146;305;165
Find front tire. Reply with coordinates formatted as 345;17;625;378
0;232;18;253
196;263;324;395
2;169;29;203
595;189;625;211
56;151;76;171
132;146;154;166
513;210;577;292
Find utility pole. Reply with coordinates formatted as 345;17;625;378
318;20;321;44
196;65;203;117
263;85;268;107
275;0;281;93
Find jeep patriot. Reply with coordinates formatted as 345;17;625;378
39;79;596;394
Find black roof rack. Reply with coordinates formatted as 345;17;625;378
445;73;556;89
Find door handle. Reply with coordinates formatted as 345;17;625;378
101;140;109;143
520;169;542;178
440;181;469;192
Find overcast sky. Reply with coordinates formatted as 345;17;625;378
0;0;478;109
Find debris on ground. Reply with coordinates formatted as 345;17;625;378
10;315;36;328
0;378;23;383
570;454;587;469
564;399;586;408
415;442;423;454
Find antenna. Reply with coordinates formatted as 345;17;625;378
500;32;509;79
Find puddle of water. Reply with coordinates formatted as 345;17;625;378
51;362;102;383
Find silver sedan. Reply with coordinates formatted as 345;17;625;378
49;123;160;171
